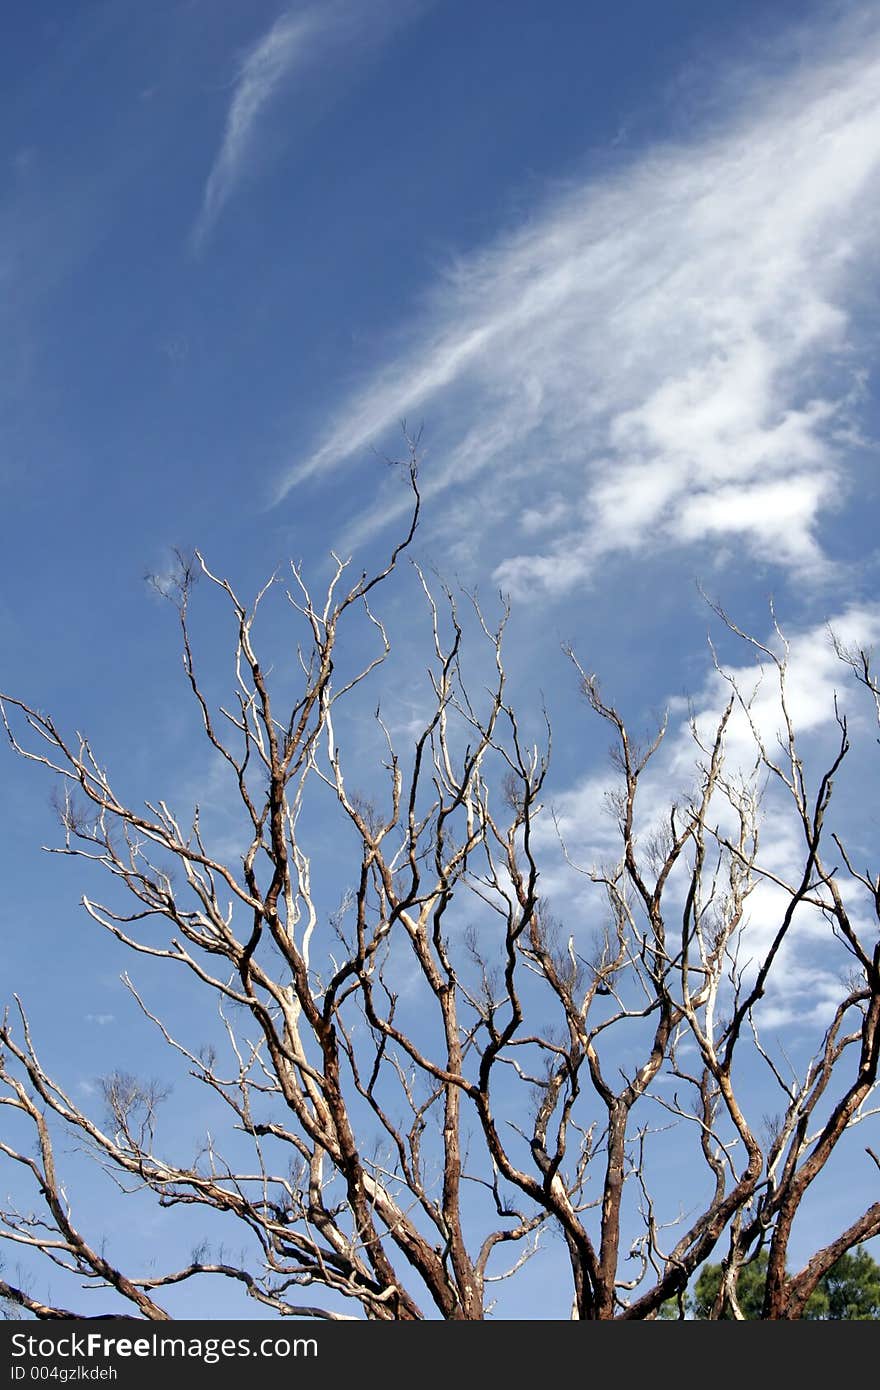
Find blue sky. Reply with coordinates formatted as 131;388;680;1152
2;0;880;1318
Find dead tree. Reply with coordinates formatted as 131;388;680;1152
1;470;878;1319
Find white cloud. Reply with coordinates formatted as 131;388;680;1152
534;603;880;1021
194;2;426;247
277;9;880;595
674;473;833;570
683;602;880;770
194;9;318;248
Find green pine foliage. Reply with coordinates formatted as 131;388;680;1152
660;1247;880;1319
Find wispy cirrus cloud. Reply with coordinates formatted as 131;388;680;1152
194;8;321;248
194;2;426;248
276;7;880;595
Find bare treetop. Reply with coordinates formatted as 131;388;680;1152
1;467;878;1320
